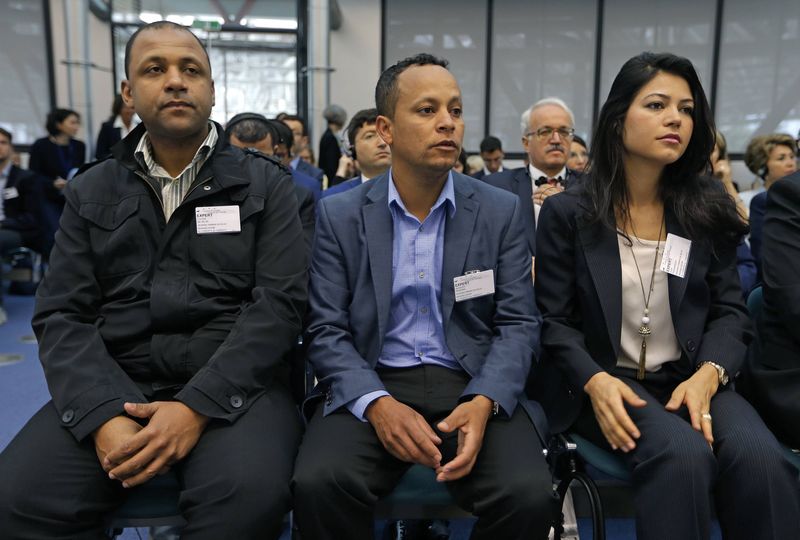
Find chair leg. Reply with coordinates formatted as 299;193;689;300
571;471;605;540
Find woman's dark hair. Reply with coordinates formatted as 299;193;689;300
572;134;588;150
586;51;747;247
457;149;468;172
46;108;80;136
111;94;124;118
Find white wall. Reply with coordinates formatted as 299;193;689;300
48;0;114;159
328;0;382;133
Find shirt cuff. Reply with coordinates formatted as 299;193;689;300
346;391;390;422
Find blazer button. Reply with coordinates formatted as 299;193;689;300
229;395;243;409
687;340;696;352
61;409;75;423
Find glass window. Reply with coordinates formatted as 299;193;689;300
490;0;598;153
0;1;52;145
384;0;488;150
716;0;800;153
113;26;297;124
110;0;297;29
600;1;716;115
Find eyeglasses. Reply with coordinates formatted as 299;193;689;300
526;127;575;141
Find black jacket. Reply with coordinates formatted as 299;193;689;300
2;165;41;249
745;171;800;447
95;118;123;160
32;122;308;441
531;187;752;433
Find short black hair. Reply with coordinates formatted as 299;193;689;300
572;134;588;150
270;119;294;151
346;108;379;148
281;114;307;135
225;112;275;144
375;53;449;119
479;135;502;154
124;21;210;79
0;127;12;143
46;108;80;136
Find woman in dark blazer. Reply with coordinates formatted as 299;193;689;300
28;108;86;256
534;52;800;540
95;94;137;159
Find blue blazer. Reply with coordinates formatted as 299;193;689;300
295;159;325;184
321;176;362;199
483;166;584;257
304;171;547;442
749;191;767;274
531;187;753;433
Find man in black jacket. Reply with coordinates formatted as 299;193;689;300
0;21;307;540
0;127;40;323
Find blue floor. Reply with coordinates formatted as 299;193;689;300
1;292;715;539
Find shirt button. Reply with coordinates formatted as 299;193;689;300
203;185;212;191
420;307;428;314
417;351;424;357
230;395;244;408
61;409;75;423
418;271;425;279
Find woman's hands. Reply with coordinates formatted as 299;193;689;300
665;364;720;446
584;372;647;452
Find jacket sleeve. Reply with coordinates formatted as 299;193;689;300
759;177;800;337
303;198;387;415
176;169;308;421
694;238;753;376
31;182;147;442
535;195;605;391
460;195;540;415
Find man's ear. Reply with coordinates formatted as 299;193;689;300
211;79;216;107
375;115;393;147
121;80;134;108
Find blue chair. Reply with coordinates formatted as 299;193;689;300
376;464;473;520
549;432;630;540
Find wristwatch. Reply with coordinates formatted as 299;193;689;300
698;361;729;386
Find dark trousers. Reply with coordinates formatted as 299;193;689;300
292;365;553;540
0;385;303;540
573;363;800;540
0;228;23;304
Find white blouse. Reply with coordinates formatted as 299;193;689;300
616;233;682;373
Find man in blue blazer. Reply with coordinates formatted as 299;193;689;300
322;108;391;199
292;54;552;540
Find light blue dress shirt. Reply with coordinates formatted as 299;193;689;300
347;170;459;420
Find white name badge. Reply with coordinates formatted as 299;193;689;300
453;269;495;302
660;233;691;278
3;187;19;200
195;205;241;234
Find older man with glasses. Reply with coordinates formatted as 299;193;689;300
484;97;584;263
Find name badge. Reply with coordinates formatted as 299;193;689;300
3;187;19;200
453;269;495;302
195;205;241;235
660;233;691;278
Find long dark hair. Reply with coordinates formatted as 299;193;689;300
586;52;747;247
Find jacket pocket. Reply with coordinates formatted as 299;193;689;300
79;197;149;278
189;196;263;274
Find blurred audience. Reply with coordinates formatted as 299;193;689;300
472;135;504;179
567;134;589;173
318;104;347;182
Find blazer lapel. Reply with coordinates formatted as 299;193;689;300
579;223;623;357
441;175;479;325
363;175;394;342
513;168;537;255
665;209;692;317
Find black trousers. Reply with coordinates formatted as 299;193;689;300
0;385;303;540
292;365;553;540
0;228;23;304
573;363;800;540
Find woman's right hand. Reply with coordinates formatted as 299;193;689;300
584;372;647;452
